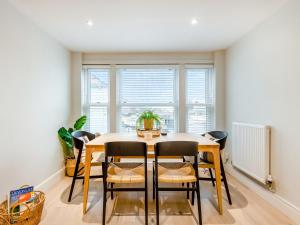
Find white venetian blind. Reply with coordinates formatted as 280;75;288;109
119;68;175;104
84;68;109;134
118;68;177;132
186;68;214;134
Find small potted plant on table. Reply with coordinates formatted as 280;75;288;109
136;110;161;137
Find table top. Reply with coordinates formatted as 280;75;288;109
86;133;219;148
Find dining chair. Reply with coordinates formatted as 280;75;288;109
102;141;148;225
68;131;103;202
197;131;232;205
153;141;202;225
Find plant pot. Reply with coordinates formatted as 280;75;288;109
65;158;85;177
144;119;153;130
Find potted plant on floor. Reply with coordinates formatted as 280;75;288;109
58;115;87;177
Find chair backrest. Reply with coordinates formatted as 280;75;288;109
104;141;147;157
72;130;96;150
154;141;198;157
205;131;228;151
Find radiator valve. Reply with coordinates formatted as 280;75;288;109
266;175;275;192
266;175;273;183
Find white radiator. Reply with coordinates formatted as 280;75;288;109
232;122;271;184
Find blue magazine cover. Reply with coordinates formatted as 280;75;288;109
9;186;34;214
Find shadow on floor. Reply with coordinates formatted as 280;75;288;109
60;171;248;225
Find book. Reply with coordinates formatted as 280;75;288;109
8;186;35;214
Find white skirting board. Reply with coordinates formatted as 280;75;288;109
0;168;65;203
226;164;300;225
35;167;65;193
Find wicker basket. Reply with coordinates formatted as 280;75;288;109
136;128;161;138
0;191;45;225
65;158;85;177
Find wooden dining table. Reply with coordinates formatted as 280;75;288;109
83;133;223;215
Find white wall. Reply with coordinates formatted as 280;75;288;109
226;0;300;220
70;52;82;122
0;1;70;200
214;50;226;130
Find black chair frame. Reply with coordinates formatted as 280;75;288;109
198;131;232;205
68;131;103;202
102;141;148;225
153;141;202;225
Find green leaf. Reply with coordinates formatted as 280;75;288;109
74;115;87;130
58;135;74;158
68;127;74;134
58;127;73;148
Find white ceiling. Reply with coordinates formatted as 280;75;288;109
8;0;288;52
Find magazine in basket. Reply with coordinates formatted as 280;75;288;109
8;186;35;213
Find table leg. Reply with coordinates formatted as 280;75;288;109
83;148;92;214
212;147;223;214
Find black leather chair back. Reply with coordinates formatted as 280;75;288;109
72;130;96;151
205;131;228;151
155;141;198;157
104;141;147;157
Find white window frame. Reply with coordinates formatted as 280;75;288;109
82;65;111;133
184;65;215;134
116;65;179;132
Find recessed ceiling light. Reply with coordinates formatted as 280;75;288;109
86;19;94;27
191;18;198;25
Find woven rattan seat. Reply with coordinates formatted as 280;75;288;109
153;141;202;225
157;162;197;183
107;162;145;184
198;160;214;168
102;141;148;225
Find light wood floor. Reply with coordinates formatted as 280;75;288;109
40;167;295;225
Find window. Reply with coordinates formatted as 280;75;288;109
82;65;215;134
117;67;177;132
83;67;109;133
186;68;214;134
